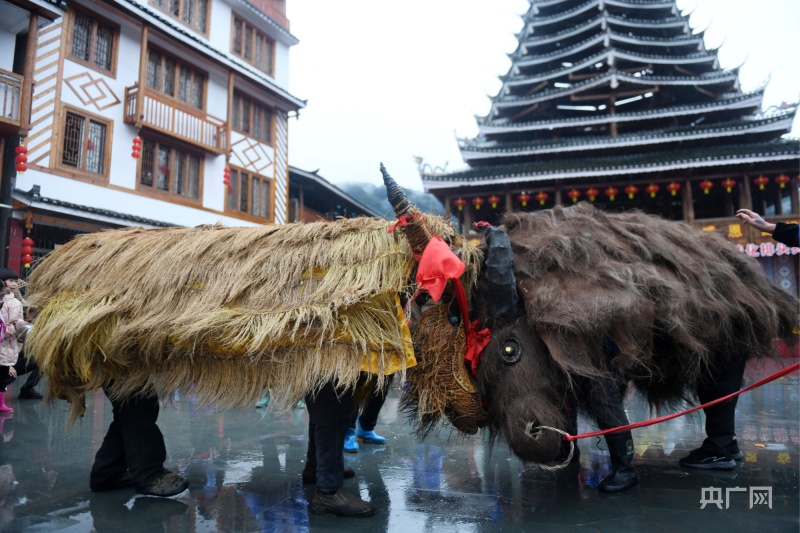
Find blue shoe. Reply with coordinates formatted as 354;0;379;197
255;395;270;408
344;428;359;453
356;422;386;444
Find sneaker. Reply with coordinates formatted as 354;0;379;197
356;422;386;444
309;489;375;518
255;395;270;409
726;441;744;461
136;470;189;497
679;448;736;470
301;462;355;484
91;470;135;492
344;428;359;453
18;389;43;400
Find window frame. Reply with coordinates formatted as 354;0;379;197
67;6;120;77
57;105;113;182
224;166;273;222
136;135;204;204
230;15;275;76
146;46;207;111
231;90;274;144
148;0;210;36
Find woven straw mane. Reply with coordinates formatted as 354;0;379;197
500;203;798;406
26;217;456;420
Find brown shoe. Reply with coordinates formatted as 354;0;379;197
302;462;355;484
136;470;189;497
310;488;375;517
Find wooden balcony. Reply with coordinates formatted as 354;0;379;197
124;85;227;154
0;69;22;135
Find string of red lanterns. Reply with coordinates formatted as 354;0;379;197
15;144;27;173
131;136;142;159
21;236;34;269
223;166;232;193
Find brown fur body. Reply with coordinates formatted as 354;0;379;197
473;203;798;463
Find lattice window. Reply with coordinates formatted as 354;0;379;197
151;0;208;33
231;90;273;143
227;168;271;220
148;48;204;108
231;15;275;75
61;110;108;175
139;138;202;200
69;8;117;73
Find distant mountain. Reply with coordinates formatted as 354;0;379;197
339;182;445;217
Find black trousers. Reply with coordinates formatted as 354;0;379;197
90;387;166;489
305;381;355;492
354;374;393;431
696;355;747;454
14;350;41;392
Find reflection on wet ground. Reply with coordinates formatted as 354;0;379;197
0;358;797;532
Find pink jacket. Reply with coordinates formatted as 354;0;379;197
0;293;24;366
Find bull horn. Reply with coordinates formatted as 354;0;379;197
480;225;522;318
380;162;414;217
380;163;431;254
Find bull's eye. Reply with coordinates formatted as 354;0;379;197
501;338;522;364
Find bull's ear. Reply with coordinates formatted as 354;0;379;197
536;326;605;380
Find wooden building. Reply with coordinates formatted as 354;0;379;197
422;0;799;294
1;0;305;274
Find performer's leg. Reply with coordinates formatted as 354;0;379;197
680;355;747;469
306;381;374;517
586;376;638;493
356;375;390;444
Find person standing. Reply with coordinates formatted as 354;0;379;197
0;269;26;413
735;209;799;247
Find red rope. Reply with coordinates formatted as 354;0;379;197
564;361;800;442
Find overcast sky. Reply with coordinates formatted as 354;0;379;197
285;0;800;191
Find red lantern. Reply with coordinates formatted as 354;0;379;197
586;187;599;202
775;174;790;189
15;143;28;173
518;192;531;207
645;183;659;198
21;237;34;269
131;136;142;159
535;191;548;206
488;195;501;209
472;197;485;210
699;179;713;194
223;166;232;193
453;198;467;211
604;186;618;201
754;175;769;190
624;185;638;200
567;189;581;203
721;178;736;193
667;182;681;196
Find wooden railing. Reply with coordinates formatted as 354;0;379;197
0;69;22;128
124;85;227;154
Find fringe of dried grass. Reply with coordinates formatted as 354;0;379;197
26;217;431;421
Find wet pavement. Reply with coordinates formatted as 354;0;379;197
0;358;797;532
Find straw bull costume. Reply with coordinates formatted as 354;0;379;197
24;166;798;472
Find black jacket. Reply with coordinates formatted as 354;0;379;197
772;222;799;247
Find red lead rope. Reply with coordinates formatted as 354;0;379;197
564;361;800;442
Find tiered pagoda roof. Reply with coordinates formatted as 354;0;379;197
422;0;800;201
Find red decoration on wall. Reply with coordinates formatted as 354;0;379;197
666;182;681;196
645;183;659;198
487;195;501;208
518;192;531;207
699;179;713;194
223;166;232;193
721;178;736;193
754;175;769;190
131;136;142;159
586;187;599;202
471;197;485;210
775;174;790;189
624;185;638;200
453;198;467;211
535;191;548;206
604;186;618;201
14;144;28;173
567;189;581;203
21;237;34;269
